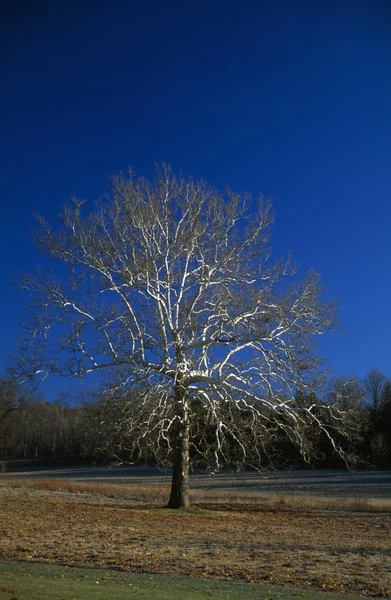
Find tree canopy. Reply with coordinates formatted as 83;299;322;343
16;166;356;507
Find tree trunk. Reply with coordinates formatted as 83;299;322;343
166;381;190;509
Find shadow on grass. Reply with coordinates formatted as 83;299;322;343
0;561;369;600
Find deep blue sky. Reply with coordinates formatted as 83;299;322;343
1;0;391;397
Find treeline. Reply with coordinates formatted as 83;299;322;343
0;385;102;461
1;369;391;469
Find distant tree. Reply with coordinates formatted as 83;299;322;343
0;379;18;425
363;369;388;414
374;380;391;465
381;381;391;421
15;165;356;508
0;379;20;462
363;370;391;466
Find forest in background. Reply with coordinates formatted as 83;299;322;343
1;369;390;471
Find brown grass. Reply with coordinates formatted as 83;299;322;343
1;476;391;513
1;484;390;597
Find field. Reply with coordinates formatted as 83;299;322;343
1;465;391;598
3;461;391;500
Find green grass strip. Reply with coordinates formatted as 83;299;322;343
0;560;367;600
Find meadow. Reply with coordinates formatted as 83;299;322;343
0;465;390;598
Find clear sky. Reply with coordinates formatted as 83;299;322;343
1;0;391;397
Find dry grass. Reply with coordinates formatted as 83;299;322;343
1;484;390;597
1;476;391;513
0;477;168;503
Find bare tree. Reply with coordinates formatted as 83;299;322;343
16;166;354;508
0;380;17;426
0;379;21;466
363;369;388;414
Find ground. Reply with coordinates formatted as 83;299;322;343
0;485;390;597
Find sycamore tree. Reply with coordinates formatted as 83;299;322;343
16;166;355;508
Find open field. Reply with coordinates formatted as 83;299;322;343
0;481;390;597
3;461;391;498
